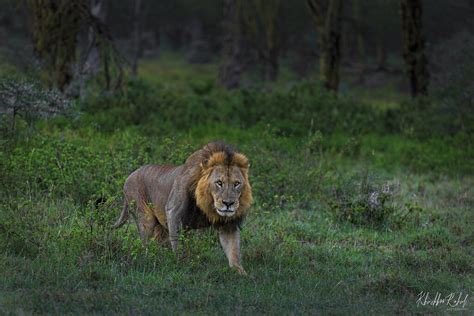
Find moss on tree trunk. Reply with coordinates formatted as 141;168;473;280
27;0;81;91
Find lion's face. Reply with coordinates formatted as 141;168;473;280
208;165;245;217
195;151;253;222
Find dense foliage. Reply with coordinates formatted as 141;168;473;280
1;59;472;313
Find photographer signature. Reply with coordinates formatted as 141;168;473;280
417;291;469;310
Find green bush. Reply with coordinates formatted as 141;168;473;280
0;72;472;314
324;171;428;230
2;130;152;204
76;77;473;149
77;80;384;137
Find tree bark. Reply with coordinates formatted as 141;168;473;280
27;0;81;91
400;0;429;97
131;0;142;79
79;0;108;98
376;40;387;71
256;0;280;82
239;0;281;82
218;0;246;89
186;17;211;64
84;0;108;76
353;0;366;82
307;0;343;92
264;45;279;81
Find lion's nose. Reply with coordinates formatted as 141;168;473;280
223;201;234;208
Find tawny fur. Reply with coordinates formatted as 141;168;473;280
194;152;252;224
113;141;253;274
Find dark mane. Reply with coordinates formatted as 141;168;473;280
184;140;238;167
202;141;235;166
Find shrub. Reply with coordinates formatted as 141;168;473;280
78;79;385;137
326;172;394;229
0;78;72;133
2;130;152;204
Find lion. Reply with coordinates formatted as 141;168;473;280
113;141;253;275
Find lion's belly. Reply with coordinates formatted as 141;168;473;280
149;203;210;230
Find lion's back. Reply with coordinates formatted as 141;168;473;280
123;164;183;205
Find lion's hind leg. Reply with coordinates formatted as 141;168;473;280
135;202;159;245
153;224;169;246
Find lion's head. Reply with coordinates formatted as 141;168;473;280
191;143;253;224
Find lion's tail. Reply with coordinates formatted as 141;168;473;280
112;200;129;229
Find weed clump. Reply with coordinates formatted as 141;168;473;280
326;172;427;230
327;174;393;228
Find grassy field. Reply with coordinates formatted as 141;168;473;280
1;57;473;314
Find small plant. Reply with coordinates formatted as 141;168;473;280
327;172;397;229
0;78;71;132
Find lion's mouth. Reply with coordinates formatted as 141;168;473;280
216;207;236;217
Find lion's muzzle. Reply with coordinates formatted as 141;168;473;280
215;200;238;217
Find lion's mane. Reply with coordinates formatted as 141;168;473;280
185;141;253;224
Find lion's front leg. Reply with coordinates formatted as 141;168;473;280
167;211;180;252
219;226;246;275
165;186;188;253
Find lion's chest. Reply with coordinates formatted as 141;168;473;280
181;202;212;229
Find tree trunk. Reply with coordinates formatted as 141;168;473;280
307;0;343;92
258;0;280;82
27;0;81;91
84;0;108;76
353;0;366;82
264;45;279;81
131;0;142;79
218;0;246;89
240;0;280;82
79;0;108;98
376;40;387;71
186;17;211;64
400;0;429;97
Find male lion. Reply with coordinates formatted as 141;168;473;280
113;141;253;275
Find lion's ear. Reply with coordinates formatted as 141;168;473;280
200;159;209;170
233;153;250;169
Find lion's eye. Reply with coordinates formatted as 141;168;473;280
234;181;241;187
216;180;223;187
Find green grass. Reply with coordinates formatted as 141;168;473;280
139;53;218;92
1;55;473;314
1;175;472;314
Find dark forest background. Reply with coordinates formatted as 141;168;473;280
0;1;473;314
1;0;473;96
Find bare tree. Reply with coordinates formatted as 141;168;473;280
83;0;108;76
131;0;142;79
241;0;281;81
27;0;123;95
218;0;246;89
186;17;212;64
375;39;387;71
77;0;108;98
27;0;82;91
307;0;343;92
400;0;429;97
0;79;71;132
